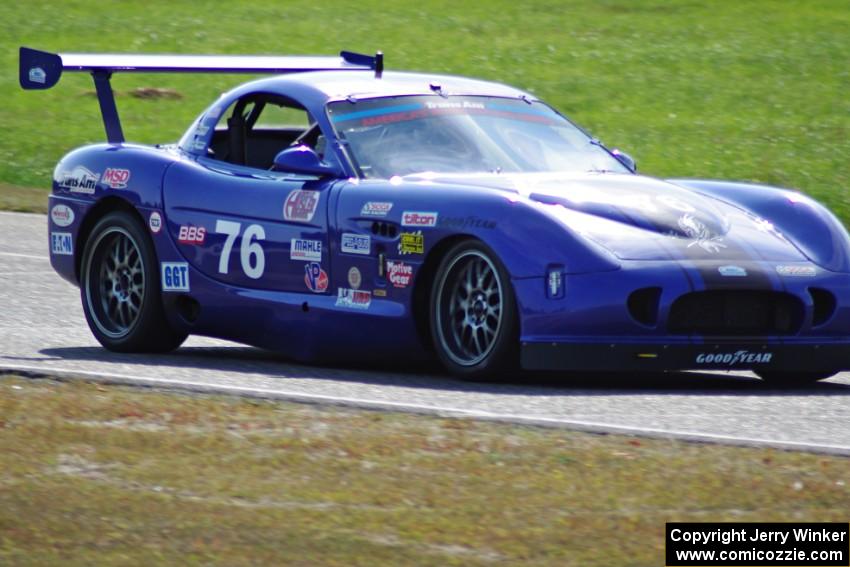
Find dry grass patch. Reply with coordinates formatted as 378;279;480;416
1;375;848;566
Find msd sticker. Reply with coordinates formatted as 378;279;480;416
50;204;74;227
161;262;190;292
102;168;131;189
283;190;320;222
336;288;371;310
304;262;328;293
178;225;206;244
50;232;73;255
402;211;438;227
361;202;393;217
341;233;370;255
386;261;413;288
290;239;322;261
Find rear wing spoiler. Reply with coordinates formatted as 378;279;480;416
19;46;383;143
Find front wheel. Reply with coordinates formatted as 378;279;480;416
755;371;837;386
430;240;518;379
80;211;187;352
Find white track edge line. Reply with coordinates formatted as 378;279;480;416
3;362;850;456
0;252;49;260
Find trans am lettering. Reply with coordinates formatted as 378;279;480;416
283;190;320;222
58;165;99;194
290;239;322;261
695;351;773;365
386;261;413;288
102;167;131;189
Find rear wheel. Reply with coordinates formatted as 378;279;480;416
80;211;187;352
430;240;518;379
755;371;837;386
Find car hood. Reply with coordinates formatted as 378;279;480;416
406;171;807;262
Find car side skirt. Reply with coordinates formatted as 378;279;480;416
520;341;850;373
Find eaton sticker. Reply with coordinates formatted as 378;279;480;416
361;202;393;217
149;211;162;234
401;211;438;227
283;190;320;222
178;225;206;244
58;165;99;194
398;231;424;255
50;232;73;256
102;168;131;189
161;262;190;292
386;261;413;288
341;233;370;255
336;288;371;310
304;262;329;293
50;204;75;227
290;239;322;261
776;265;816;277
718;265;747;277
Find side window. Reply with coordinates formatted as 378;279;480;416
206;94;318;170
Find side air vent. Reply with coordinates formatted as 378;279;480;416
809;288;836;327
668;290;803;336
176;294;200;324
627;287;662;327
371;221;397;238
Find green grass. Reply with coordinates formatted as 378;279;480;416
1;375;849;566
2;1;849;217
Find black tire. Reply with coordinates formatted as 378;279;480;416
430;240;519;379
80;210;187;352
755;371;837;386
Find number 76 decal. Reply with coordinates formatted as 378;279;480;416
215;220;266;279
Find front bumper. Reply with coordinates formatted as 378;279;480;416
521;341;850;372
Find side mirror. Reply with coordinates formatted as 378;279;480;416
272;145;342;177
611;149;637;173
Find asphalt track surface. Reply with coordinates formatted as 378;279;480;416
2;211;850;454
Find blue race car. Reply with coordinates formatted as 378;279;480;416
21;46;850;383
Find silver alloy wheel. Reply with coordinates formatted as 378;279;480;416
435;250;504;367
84;227;145;339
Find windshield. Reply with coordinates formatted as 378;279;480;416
327;95;628;178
